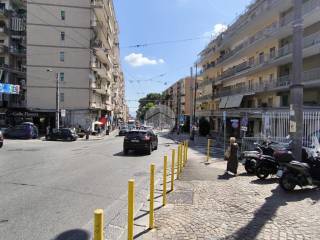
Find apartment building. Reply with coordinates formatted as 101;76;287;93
197;0;320;138
0;0;26;126
19;0;125;132
163;77;193;128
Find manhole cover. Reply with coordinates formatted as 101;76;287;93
167;191;194;204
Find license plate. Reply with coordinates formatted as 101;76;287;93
276;170;283;178
131;140;139;143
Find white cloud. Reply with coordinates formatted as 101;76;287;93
203;23;228;39
124;53;165;67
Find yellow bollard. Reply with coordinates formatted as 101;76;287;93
184;141;187;166
94;209;104;240
207;139;211;161
149;164;155;229
163;155;168;206
177;145;181;179
179;144;183;172
171;149;175;191
128;179;135;240
182;142;185;167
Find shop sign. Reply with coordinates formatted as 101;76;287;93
0;83;20;94
9;112;39;117
231;119;239;129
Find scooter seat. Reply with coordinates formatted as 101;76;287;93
290;161;310;169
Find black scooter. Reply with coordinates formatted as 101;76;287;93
279;151;320;191
241;141;287;174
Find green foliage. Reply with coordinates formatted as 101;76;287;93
199;117;210;136
136;93;162;121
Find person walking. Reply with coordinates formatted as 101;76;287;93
226;137;239;176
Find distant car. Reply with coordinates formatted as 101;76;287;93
0;130;3;148
119;127;129;136
46;128;78;141
5;123;38;139
123;130;158;155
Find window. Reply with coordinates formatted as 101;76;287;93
0;39;4;44
59;72;64;81
259;77;263;85
270;47;276;59
249;56;254;66
281;95;289;107
59;51;65;62
259;52;265;64
60;93;64;102
60;32;65;41
61;10;65;20
268;97;273;107
0;56;4;66
269;73;274;82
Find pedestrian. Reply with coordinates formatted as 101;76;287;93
225;137;239;176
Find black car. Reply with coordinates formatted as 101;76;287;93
119;127;129;136
5;123;38;139
0;130;3;148
46;128;78;141
123;130;158;155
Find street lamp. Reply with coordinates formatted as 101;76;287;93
47;68;60;129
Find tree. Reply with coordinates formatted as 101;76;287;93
136;93;162;121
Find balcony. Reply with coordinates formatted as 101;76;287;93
9;46;26;56
0;45;8;54
214;67;320;99
201;0;320;69
215;29;320;83
197;93;212;102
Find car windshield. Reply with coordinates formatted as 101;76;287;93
127;131;147;137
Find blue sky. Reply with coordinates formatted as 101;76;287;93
113;0;252;116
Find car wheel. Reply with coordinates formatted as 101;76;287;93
67;137;72;141
147;144;152;155
244;160;255;174
124;149;129;155
154;142;158;150
280;172;296;191
0;142;3;148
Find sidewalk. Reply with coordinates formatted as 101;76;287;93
141;148;320;240
78;129;119;141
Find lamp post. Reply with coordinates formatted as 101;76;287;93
47;69;60;129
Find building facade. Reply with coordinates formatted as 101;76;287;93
24;0;126;132
0;0;26;126
197;0;320;138
163;77;193;129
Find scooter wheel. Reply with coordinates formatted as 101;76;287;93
244;160;255;174
279;172;296;191
256;167;269;179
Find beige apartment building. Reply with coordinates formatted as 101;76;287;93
197;0;320;138
163;77;193;129
20;0;126;132
0;0;26;126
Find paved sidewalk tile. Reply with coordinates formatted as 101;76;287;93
140;149;320;240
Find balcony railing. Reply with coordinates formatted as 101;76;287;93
214;67;320;98
215;30;320;82
197;93;212;102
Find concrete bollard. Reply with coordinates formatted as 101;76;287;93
163;155;168;206
207;139;211;161
171;149;175;191
94;209;104;240
128;179;135;240
149;164;155;229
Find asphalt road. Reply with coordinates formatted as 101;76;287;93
0;132;177;240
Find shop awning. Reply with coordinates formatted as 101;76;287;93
225;94;244;108
219;96;228;109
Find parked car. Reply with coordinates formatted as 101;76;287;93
119;127;129;136
0;130;3;148
46;128;78;141
5;123;38;139
123;130;158;155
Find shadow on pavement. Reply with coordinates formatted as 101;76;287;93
217;173;235;180
224;186;320;239
113;151;149;157
250;178;279;185
54;229;90;240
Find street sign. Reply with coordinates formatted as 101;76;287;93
0;83;20;94
61;109;66;118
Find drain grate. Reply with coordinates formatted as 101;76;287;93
167;191;194;204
